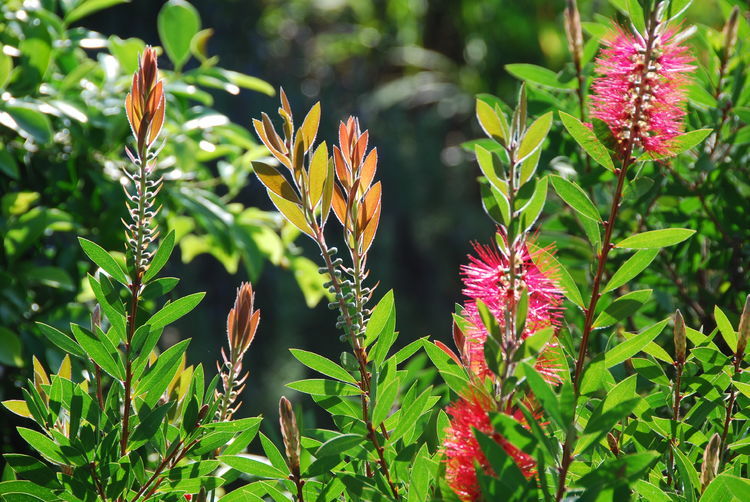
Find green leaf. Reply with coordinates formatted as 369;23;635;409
36;322;86;358
559;111;615;172
550;175;601;222
4;105;53;144
17;428;66;464
476;99;508;143
3;454;60;489
142;230;176;283
219;69;275;96
528;243;584;309
130;403;173;450
158;0;201;70
369;291;398;365
593;289;652;329
602;249;659;294
615;228;696;249
286;379;362;396
70;324;124;380
714;306;737;353
139;339;190;407
605;319;669;368
519;363;564;429
149;292;205;329
64;0;129;24
315;434;364;459
475;145;506;191
576;375;639;455
0;327;23;367
219;455;288;480
519;176;548;232
701;473;750;502
639;129;712;161
517;112;553;163
289;349;357;384
673;446;699;502
78;237;129;286
505;63;576;90
372;372;399;425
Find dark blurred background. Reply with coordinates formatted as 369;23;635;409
79;0;726;423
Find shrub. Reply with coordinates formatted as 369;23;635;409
2;1;750;501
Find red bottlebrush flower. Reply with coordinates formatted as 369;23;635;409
460;237;563;383
590;25;694;156
444;396;536;502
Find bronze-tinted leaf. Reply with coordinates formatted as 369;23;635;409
333;145;351;188
261;112;285;153
299;102;321;152
292;131;305;174
358;181;381;230
267;190;313;237
360;148;377;192
352;130;368;168
253;119;292;169
148;91;166;146
338;119;352;163
252;161;300;204
308;141;328;205
362;198;381;253
332;184;348;228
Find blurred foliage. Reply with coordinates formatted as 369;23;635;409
0;0;329;454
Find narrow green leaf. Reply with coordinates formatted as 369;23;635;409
64;0;129;24
602;249;659;294
519;176;548;233
149;292;205;330
70;324;124;380
559;111;615;171
516;111;553;163
505;63;576;90
142;230;175;283
372;374;399;425
605;319;669;368
289;349;357;384
615;229;696;249
714;306;737;352
476;98;508;143
17;428;66;464
639;129;712;161
528;243;584;309
285;379;362;396
219;456;288;480
78;237;129;286
593;289;652;329
550;175;601;221
519;363;564;429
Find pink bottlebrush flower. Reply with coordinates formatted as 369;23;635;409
460;236;564;383
590;25;694;157
444;395;536;502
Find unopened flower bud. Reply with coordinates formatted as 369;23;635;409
125;46;166;156
722;6;740;61
674;309;686;365
91;304;101;332
700;433;721;491
606;432;620;456
227;282;260;358
737;295;750;359
279;396;301;475
564;0;584;68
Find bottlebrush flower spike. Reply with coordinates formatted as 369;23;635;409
590;24;694;157
217;282;260;421
125;47;166;157
460;235;563;382
444;395;536;502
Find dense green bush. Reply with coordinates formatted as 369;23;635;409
1;0;749;501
